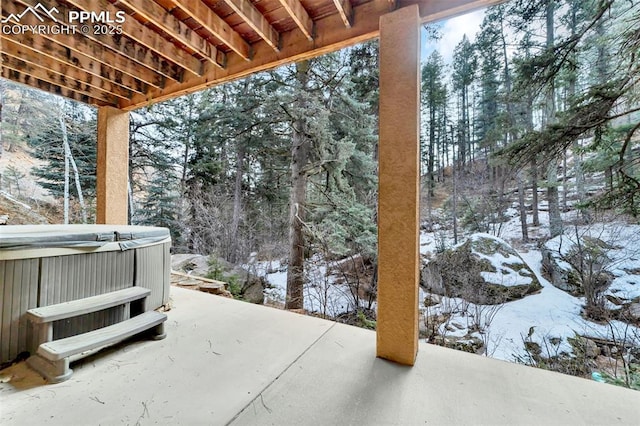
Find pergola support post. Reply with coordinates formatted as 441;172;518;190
376;5;421;366
96;107;130;225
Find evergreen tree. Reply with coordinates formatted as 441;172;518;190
452;35;477;168
30;102;96;221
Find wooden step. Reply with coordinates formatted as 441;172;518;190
27;287;151;323
37;311;167;361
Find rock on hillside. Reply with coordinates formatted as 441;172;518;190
421;233;542;304
542;227;640;321
172;253;267;304
0;192;49;225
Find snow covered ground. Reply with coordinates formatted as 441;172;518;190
249;208;640;365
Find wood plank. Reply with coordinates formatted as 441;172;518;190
124;0;389;108
1;68;109;106
2;38;134;100
171;0;251;60
276;0;313;41
0;33;150;95
37;311;166;361
418;0;508;23
27;287;151;323
3;0;170;88
123;0;510;109
116;0;225;67
61;0;204;77
1;52;123;104
332;0;353;28
225;0;280;51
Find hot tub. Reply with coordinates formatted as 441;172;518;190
0;225;171;365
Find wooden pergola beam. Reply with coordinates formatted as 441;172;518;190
419;0;507;23
1;68;111;107
116;0;225;68
1;54;121;106
63;0;204;77
332;0;353;28
276;0;313;41
0;32;149;96
2;38;134;101
170;0;251;60
122;0;507;109
225;0;280;52
4;1;171;88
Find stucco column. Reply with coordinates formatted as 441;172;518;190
96;106;129;225
376;5;421;366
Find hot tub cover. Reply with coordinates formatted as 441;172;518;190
0;225;170;250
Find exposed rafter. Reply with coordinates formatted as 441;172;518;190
0;0;509;108
1;68;113;107
63;0;204;77
2;38;134;101
169;0;251;60
332;0;353;28
225;0;280;51
5;0;172;88
276;0;313;41
0;31;149;95
115;0;226;68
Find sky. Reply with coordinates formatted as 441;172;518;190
421;8;486;64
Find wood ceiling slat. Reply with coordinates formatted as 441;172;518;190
62;0;204;77
224;0;280;51
125;0;390;108
332;0;353;28
1;31;149;95
4;0;170;88
276;0;314;40
123;0;508;109
115;0;225;68
2;38;134;100
1;0;510;110
170;0;251;60
1;57;119;106
2;67;110;106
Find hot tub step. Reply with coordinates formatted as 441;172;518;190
27;287;151;323
29;311;167;383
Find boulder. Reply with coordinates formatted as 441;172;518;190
171;254;214;277
541;235;614;295
421;233;541;304
240;274;267;304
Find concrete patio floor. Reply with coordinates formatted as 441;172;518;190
1;286;639;425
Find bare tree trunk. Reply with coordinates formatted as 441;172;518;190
63;122;70;224
499;6;528;242
531;158;540;227
230;142;246;263
453;157;459;245
545;1;562;238
517;171;529;242
286;60;310;310
562;150;568;211
60;114;87;223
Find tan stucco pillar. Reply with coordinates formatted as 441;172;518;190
376;5;421;366
96;106;129;225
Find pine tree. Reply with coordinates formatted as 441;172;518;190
452;35;477;168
